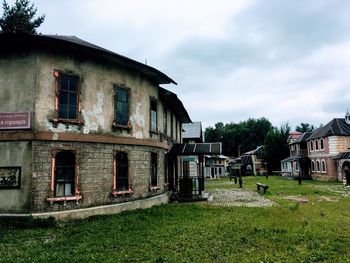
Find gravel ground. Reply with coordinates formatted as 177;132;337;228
206;188;276;207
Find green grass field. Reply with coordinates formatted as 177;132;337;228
1;176;350;263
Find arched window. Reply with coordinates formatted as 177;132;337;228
310;141;314;151
321;159;326;173
315;140;319;150
316;160;320;172
320;138;324;150
311;160;315;172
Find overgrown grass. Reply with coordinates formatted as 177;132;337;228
1;177;350;262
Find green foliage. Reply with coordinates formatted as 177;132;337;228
295;122;316;133
0;0;45;34
205;117;273;156
1;178;350;263
263;123;291;172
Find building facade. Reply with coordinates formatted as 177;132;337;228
0;34;191;215
281;112;350;183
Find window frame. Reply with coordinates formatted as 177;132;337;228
311;160;315;172
321;159;326;173
112;150;133;196
150;98;158;133
163;107;168;136
113;85;131;130
47;148;81;204
316;160;320;172
320;138;324;150
51;70;84;126
315;140;319;151
150;152;159;190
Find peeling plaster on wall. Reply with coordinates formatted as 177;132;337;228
130;102;145;139
45;119;80;133
82;92;105;134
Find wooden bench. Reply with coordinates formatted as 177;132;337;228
256;182;269;194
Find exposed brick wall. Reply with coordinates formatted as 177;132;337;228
32;141;165;212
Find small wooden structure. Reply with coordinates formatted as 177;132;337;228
168;143;222;201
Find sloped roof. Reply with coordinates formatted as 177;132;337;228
334;151;350;160
243;146;263;155
307;118;350;140
291;132;313;144
168;143;221;156
159;88;191;123
0;34;176;85
182;122;202;140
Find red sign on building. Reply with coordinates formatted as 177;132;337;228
0;112;31;130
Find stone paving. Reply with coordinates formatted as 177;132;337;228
206;188;276;207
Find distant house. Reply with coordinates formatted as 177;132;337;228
281;132;312;179
307;112;350;181
181;122;203;178
230;146;267;176
281;110;350;184
182;122;203;144
204;154;229;178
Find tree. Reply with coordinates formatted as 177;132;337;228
204;118;273;156
295;122;315;133
0;0;45;34
263;123;291;172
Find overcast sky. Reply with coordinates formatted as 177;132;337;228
4;0;350;129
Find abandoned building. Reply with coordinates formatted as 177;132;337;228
0;34;192;217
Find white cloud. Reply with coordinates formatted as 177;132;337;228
3;0;350;129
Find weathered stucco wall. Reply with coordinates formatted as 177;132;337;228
0;141;32;213
0;54;36;113
34;53;180;141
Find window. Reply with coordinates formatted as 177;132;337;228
47;150;81;203
316;160;320;172
175;120;178;142
56;73;79;120
52;71;83;126
170;113;174;138
150;99;158;132
321;159;326;173
315;140;319;151
311;160;315;172
150;152;158;187
295;162;299;171
114;87;129;127
320;138;324;150
55;151;75;197
163;108;168;135
114;152;130;192
310;141;314;151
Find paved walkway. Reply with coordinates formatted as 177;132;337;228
206;188;276;207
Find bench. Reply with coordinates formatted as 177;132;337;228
256;182;269;194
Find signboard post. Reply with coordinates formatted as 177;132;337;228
0;112;31;130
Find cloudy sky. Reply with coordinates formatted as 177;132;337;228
4;0;350;129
